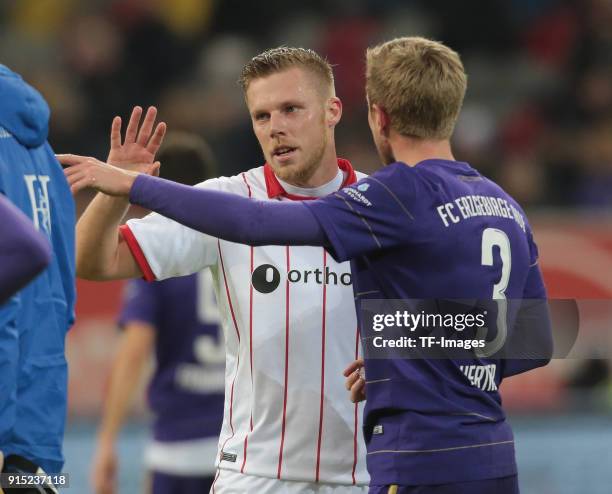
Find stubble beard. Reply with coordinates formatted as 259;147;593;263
272;133;328;186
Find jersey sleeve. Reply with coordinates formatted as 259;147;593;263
117;278;160;329
523;223;547;298
304;170;417;262
122;177;242;281
501;227;552;378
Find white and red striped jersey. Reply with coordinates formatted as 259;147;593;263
121;160;369;486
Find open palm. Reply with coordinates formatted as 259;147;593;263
107;106;166;170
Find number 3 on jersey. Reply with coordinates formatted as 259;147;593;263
477;228;511;357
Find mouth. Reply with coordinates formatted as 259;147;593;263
272;146;298;163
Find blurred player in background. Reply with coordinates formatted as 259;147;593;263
90;132;224;494
0;65;76;492
63;47;369;494
60;37;553;494
0;195;51;304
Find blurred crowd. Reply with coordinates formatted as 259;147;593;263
1;0;611;210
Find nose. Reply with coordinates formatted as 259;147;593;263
269;111;287;138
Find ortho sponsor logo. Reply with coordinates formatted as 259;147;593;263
251;264;281;293
251;264;352;294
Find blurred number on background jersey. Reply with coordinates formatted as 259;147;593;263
195;270;224;367
197;269;220;324
477;228;511;357
176;270;225;392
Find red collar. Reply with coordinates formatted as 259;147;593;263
263;158;357;201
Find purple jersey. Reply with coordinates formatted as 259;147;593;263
0;194;50;304
119;272;224;442
305;159;548;486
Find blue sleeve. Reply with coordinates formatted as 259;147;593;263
129;174;326;247
502;233;552;378
0;194;51;304
304;172;416;262
118;279;161;330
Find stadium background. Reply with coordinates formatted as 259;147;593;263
2;0;612;492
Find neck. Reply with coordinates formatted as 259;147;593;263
390;133;455;167
277;168;343;197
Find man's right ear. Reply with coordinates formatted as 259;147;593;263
326;97;343;128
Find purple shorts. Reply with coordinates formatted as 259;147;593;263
369;475;519;494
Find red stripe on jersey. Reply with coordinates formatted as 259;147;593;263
119;225;156;282
241;172;253;198
351;326;361;485
241;435;249;473
217;241;241;459
277;246;291;479
211;468;221;493
315;249;328;482
240;243;255;474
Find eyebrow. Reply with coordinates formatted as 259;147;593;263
251;99;305;115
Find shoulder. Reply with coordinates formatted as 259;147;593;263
195;166;267;198
362;163;418;196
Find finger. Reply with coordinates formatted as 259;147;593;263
65;171;86;187
148;161;161;177
345;370;361;390
124;106;143;144
146;122;166;155
63;163;89;177
136;106;157;146
350;378;365;403
110;116;122;149
345;372;358;390
70;176;95;194
343;359;363;377
66;173;85;186
56;154;89;166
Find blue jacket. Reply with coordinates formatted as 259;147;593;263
0;64;75;473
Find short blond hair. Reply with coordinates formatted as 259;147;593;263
239;46;334;96
366;37;467;140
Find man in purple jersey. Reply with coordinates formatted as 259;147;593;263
0;195;50;304
59;37;553;494
90;131;224;494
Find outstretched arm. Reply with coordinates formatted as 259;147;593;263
129;174;327;247
0;195;51;303
59;157;327;248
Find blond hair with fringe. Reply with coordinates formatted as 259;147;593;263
366;36;467;140
239;46;334;97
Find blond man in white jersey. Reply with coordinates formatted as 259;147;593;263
74;48;369;493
